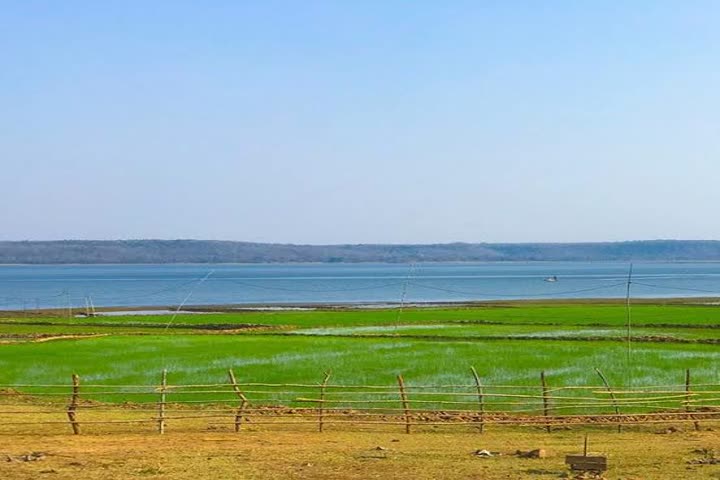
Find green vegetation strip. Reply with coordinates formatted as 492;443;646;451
2;302;720;413
5;303;720;328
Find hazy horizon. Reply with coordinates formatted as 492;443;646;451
3;2;720;244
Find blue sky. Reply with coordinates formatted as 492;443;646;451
2;1;719;243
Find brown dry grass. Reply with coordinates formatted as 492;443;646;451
2;420;720;479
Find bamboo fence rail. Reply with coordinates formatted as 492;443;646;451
2;368;720;435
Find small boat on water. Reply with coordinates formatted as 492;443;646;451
544;275;558;282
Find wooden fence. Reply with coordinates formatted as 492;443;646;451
2;368;720;435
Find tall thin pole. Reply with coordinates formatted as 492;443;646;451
228;369;248;432
394;263;416;329
625;263;633;385
540;371;551;433
686;369;700;431
595;367;621;433
470;366;485;433
318;370;331;432
67;374;81;435
158;369;168;434
66;290;72;319
397;374;411;434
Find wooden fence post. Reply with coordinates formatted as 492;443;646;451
66;374;80;435
686;369;700;431
540;371;551;433
470;366;485;433
158;369;167;434
595;368;621;433
318;370;331;433
397;374;411;434
228;369;249;432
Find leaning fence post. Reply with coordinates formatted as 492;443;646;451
318;370;332;433
228;369;249;432
470;366;485;433
540;371;551;433
158;369;167;434
397;374;411;434
66;374;81;435
595;368;621;433
686;369;700;431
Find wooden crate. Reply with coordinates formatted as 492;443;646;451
565;455;608;472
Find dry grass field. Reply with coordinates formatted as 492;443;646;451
2;417;720;479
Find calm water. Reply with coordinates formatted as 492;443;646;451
1;262;720;310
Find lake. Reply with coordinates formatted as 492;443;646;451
1;262;720;311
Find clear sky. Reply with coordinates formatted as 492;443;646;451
2;1;719;244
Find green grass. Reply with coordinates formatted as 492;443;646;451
1;334;719;407
5;303;720;328
290;323;720;341
3;302;720;412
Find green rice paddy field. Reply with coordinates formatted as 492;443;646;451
2;302;720;410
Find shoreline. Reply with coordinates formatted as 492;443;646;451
3;296;720;316
4;259;720;266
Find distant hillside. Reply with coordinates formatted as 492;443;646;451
2;240;720;264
